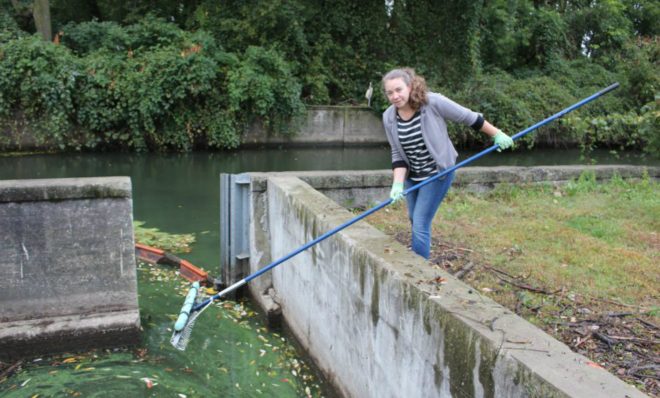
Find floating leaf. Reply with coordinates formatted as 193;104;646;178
140;377;153;388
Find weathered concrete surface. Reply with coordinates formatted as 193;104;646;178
0;177;140;360
243;166;652;398
241;106;386;147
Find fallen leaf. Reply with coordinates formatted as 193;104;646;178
586;361;604;369
141;377;154;388
505;339;531;344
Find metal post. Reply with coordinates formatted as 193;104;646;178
219;173;251;291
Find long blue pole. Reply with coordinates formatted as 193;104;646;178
194;82;620;311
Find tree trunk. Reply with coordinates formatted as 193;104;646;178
32;0;52;41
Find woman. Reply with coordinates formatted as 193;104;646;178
382;68;513;259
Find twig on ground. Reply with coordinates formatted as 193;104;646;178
585;295;652;311
637;317;660;331
604;335;659;345
483;264;517;279
593;331;616;348
574;334;592;349
605;312;637;318
503;347;550;353
484;265;559;295
454;262;475;279
0;360;22;380
628;364;660;375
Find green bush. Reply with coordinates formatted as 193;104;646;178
1;2;657;154
227;46;305;134
562;96;660;156
441;72;577;149
0;17;305;151
59;20;132;55
0;9;25;43
0;35;80;149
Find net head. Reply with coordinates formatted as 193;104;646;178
170;312;200;351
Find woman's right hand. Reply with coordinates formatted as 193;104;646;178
493;130;514;152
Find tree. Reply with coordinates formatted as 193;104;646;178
32;0;51;40
10;0;52;41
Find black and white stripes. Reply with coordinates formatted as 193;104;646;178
397;111;437;181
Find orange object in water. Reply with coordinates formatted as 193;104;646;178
135;243;208;284
135;243;164;264
179;259;208;283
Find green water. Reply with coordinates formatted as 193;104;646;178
0;147;656;397
1;263;324;397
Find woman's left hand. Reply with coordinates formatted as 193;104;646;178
493;130;514;152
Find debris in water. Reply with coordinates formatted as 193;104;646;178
141;377;154;388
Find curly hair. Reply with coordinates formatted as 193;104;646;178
382;68;429;110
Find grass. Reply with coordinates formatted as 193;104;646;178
370;171;658;310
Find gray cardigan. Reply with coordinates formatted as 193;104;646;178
382;92;480;172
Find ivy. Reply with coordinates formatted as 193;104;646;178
0;16;304;151
0;2;657;154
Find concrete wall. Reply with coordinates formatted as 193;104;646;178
0;177;140;360
238;106;387;147
0;105;642;149
242;166;653;398
248;165;659;210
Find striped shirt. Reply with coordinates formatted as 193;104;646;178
397;111;438;181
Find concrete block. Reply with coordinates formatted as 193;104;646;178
246;173;647;398
0;177;140;360
241;106;387;147
343;107;384;144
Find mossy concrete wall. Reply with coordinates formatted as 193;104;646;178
241;106;386;147
242;166;653;398
0;177;140;360
1;104;652;150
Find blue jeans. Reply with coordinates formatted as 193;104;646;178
404;172;455;259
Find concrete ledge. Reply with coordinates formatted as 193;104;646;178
0;177;132;203
0;311;140;359
246;169;649;397
247;165;659;209
0;177;140;360
242;106;385;147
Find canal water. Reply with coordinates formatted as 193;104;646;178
0;147;655;397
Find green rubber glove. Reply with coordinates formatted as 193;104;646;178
390;182;404;203
493;130;514;152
